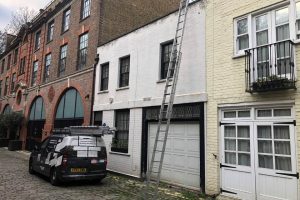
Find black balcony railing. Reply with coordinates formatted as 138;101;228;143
245;40;296;93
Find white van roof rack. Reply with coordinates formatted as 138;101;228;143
52;126;116;137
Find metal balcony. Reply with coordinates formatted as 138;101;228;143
245;40;296;93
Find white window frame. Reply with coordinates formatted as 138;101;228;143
233;1;299;57
234;16;251;56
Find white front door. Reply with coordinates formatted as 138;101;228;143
221;120;298;200
255;122;298;200
220;122;256;200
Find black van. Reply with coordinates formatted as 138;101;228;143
28;126;112;186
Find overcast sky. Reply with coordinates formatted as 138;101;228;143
0;0;51;31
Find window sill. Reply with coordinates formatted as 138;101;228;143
157;79;166;84
232;53;246;59
98;90;109;94
80;15;90;23
61;29;69;35
294;39;300;45
34;48;40;53
116;86;129;91
46;40;53;45
109;151;130;157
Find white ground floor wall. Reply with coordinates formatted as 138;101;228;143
99;106;203;190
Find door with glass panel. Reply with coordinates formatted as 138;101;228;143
221;123;256;200
253;7;292;80
255;122;297;200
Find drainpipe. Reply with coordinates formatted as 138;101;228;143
90;54;99;125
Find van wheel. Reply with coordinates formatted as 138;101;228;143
50;168;60;186
29;158;35;174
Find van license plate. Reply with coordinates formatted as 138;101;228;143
71;168;87;173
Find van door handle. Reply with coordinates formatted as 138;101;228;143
276;172;299;179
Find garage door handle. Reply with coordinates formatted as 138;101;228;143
276;172;299;179
220;163;236;169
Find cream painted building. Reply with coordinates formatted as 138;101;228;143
206;0;300;199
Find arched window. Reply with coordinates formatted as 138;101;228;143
56;88;84;119
3;104;12;114
29;97;45;121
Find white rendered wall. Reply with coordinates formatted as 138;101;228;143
94;3;206;177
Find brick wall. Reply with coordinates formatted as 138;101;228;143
99;0;181;45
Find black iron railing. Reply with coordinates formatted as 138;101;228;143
245;40;296;93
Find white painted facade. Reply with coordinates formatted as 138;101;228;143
93;2;206;180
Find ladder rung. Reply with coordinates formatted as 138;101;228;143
177;28;183;31
165;93;170;96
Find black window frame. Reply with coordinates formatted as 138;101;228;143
112;109;130;153
7;54;11;70
77;32;89;70
119;56;130;88
32;61;38;86
1;59;5;74
19;57;26;75
160;41;174;80
13;48;18;65
4;77;9;96
62;8;71;33
11;73;16;92
81;0;91;20
93;111;103;126
47;20;55;43
35;30;41;51
100;62;109;91
44;53;51;82
0;80;2;97
58;44;68;77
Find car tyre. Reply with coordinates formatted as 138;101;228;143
50;168;60;186
29;158;35;175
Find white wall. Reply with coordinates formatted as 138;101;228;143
94;2;206;177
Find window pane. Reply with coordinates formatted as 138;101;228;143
225;152;236;165
238;140;250;152
238;35;249;50
257;126;272;138
224;126;236;138
275;141;291;155
276;8;289;25
56;96;65;119
224;111;236;118
34;97;43;120
274;126;290;139
256;15;268;30
238;153;250;166
276;24;290;41
238;126;250;138
29;102;35;120
275;156;291;171
258;140;272;153
256;30;268;46
297;3;300;19
257;110;272;117
274;109;291;117
75;92;84;118
225;139;236;151
237;18;248;35
259;155;273;169
64;89;76;118
238;111;250;118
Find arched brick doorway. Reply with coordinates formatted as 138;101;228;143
26;96;46;150
54;88;84;128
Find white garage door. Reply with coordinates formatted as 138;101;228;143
148;122;200;190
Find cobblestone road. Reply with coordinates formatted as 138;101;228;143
0;148;206;200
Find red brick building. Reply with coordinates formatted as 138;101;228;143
0;0;181;150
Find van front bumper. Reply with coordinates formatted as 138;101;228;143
61;172;107;181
